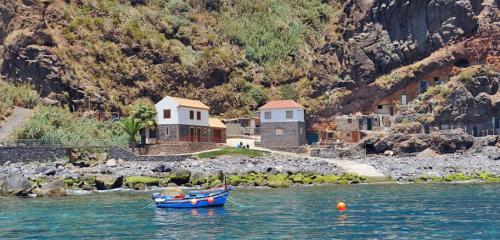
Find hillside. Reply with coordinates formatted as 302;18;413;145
0;0;499;121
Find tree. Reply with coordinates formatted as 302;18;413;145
130;103;156;145
120;117;142;147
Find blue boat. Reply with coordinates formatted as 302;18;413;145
152;187;232;208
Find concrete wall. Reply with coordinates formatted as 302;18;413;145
261;122;306;147
0;146;68;163
260;108;304;123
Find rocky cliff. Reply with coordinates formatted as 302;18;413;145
0;0;498;119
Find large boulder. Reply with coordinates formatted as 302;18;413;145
168;169;191;185
267;174;290;188
0;175;32;196
95;175;124;190
33;179;66;197
429;129;474;154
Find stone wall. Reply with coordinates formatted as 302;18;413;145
158;124;178;141
0;146;68;163
261;122;306;147
139;142;222;155
109;146;191;161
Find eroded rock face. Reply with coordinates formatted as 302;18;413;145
337;0;485;84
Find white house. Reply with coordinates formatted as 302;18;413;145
147;96;226;143
258;100;306;147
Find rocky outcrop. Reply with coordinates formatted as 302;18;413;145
0;174;32;196
419;67;500;124
335;0;490;84
94;175;124;190
33;179;66;197
361;129;474;154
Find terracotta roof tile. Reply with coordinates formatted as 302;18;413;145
168;96;210;110
258;100;304;110
209;118;227;128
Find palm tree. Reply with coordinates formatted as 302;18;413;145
131;103;156;145
120;117;142;147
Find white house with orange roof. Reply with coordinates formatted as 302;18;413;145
258;100;306;147
147;96;226;144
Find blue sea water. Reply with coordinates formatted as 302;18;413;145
0;184;499;239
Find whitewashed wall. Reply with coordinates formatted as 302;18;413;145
155;97;209;127
155;97;180;125
178;106;209;126
260;108;304;123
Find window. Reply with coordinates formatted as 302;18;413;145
300;127;303;135
264;112;272;120
495;118;500;129
347;118;352;124
347;132;351;137
286;110;293;119
377;105;383;110
163;109;171;119
327;132;333;139
275;128;283;136
189;110;194;120
197;111;201;120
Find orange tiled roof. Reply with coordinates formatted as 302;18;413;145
168;96;210;110
258;100;304;110
209;118;227;128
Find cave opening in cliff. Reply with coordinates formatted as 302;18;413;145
454;59;470;68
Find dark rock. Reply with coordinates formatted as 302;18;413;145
0;175;32;196
95;175;124;190
33;179;66;197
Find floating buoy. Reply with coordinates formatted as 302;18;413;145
191;199;198;205
337;202;346;211
207;197;214;204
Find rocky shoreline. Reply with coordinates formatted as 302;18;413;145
1;148;499;197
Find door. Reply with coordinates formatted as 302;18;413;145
472;126;478;137
189;127;195;142
366;118;373;131
401;94;408;105
495;118;500;129
389;106;395;116
196;128;202;142
213;129;222;143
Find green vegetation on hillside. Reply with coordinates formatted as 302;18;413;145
0;0;341;118
0;81;38;124
14;106;128;146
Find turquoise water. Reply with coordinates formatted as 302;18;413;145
1;184;499;239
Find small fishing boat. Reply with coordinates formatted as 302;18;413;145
152;187;232;209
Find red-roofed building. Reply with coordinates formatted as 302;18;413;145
258;100;306;148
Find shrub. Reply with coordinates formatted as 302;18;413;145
15;106;128;146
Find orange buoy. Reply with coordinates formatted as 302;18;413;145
191;199;198;205
207;197;215;204
337;202;347;211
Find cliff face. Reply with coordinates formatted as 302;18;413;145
0;0;498;119
335;0;495;84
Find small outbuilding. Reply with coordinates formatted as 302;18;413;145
258;100;306;148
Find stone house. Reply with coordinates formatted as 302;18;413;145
223;117;260;137
374;66;454;116
146;96;226;144
258;100;306;147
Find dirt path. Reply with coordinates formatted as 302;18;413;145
254;147;385;177
0;107;33;140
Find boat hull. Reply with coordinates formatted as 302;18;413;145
154;189;230;209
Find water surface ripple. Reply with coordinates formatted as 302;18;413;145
0;184;498;239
